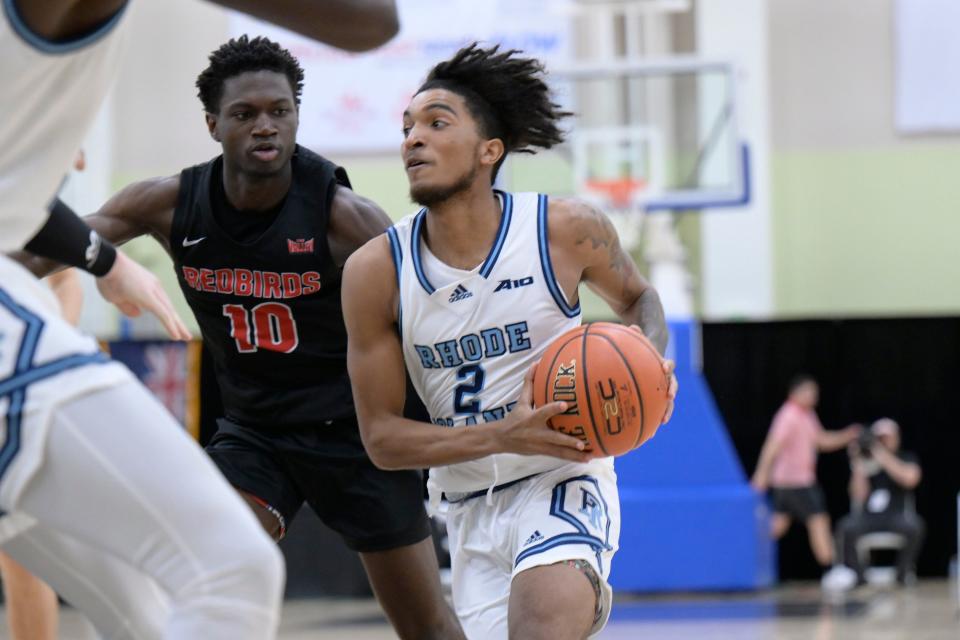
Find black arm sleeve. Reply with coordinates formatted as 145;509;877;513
23;198;117;277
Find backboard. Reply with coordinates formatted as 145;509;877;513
552;57;749;213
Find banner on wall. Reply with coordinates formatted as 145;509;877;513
895;0;960;133
106;340;203;440
228;0;571;153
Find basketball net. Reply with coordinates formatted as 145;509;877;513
582;177;648;253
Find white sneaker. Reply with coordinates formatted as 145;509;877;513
822;565;858;592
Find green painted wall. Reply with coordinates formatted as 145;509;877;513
339;156;415;222
772;145;960;317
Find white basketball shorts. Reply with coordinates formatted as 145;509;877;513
444;458;620;639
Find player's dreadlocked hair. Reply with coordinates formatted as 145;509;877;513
418;42;571;180
196;35;305;113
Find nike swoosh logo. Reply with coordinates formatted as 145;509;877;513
182;236;206;247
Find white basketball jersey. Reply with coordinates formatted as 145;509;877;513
0;3;128;251
390;191;584;493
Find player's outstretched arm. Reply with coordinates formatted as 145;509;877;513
11;179;189;340
342;237;589;470
83;178;188;339
15;2;396;52
209;0;399;52
13;176;179;278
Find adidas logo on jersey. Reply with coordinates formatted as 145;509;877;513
448;284;473;303
523;530;545;547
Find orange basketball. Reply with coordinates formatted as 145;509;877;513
532;322;670;457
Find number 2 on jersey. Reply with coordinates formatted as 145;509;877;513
454;364;485;414
222;303;299;353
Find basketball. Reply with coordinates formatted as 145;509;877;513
532;322;671;457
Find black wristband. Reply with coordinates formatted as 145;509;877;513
23;198;117;277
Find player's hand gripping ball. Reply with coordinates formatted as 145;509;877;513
532;322;671;457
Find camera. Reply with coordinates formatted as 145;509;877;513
857;429;876;458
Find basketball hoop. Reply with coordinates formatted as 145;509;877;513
582;178;648;252
583;177;647;210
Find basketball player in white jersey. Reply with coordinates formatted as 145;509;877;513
343;44;678;639
1;1;399;638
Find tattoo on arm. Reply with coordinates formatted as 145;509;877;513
574;205;635;301
574;202;669;353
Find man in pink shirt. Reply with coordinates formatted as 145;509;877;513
751;375;861;572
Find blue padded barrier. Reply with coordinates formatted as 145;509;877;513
609;321;775;591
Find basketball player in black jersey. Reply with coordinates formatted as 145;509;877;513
21;36;463;640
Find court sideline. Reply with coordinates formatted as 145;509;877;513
8;580;955;639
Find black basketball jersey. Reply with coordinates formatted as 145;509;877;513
171;146;354;428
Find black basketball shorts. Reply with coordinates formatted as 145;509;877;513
205;415;431;552
771;485;827;520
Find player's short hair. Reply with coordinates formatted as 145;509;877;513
418;42;571;180
787;374;817;394
196;35;304;113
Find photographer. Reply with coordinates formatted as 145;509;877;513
835;418;925;585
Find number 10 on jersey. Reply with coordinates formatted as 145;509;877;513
222;303;299;353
